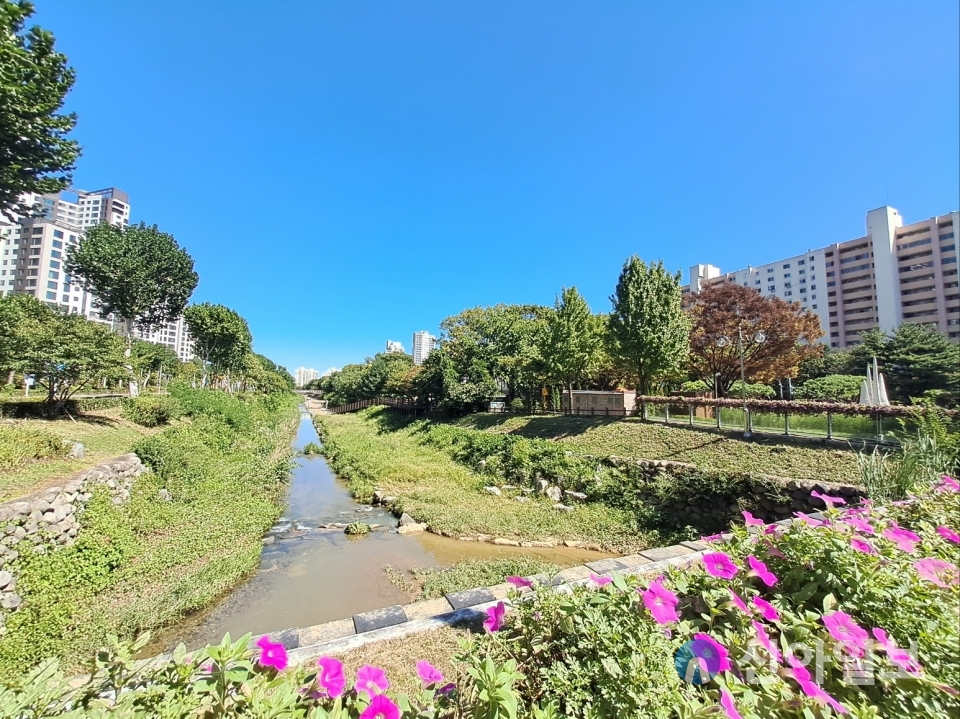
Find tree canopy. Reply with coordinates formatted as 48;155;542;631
686;282;824;396
0;0;81;221
540;287;602;394
183;303;253;387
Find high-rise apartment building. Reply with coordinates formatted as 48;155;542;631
132;316;195;363
385;340;405;354
684;205;959;347
295;367;319;387
412;331;436;365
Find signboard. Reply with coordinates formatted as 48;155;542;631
489;401;506;412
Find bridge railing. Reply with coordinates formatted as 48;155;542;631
326;397;428;415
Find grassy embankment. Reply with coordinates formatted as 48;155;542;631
452;413;860;484
316;409;656;552
0;388;300;683
0;407;160;502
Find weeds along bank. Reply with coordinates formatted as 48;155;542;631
0;387;299;684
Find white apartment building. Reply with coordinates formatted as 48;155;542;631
412;331;436;365
132;315;195;362
385;340;405;354
295;367;319;387
684;205;960;348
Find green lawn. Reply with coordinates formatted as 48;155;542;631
317;410;667;554
451;413;861;485
0;407;159;502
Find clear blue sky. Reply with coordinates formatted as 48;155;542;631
35;1;959;373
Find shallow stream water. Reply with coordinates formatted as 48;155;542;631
146;409;602;652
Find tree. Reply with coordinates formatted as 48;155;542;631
795;374;863;402
607;256;690;395
540;287;602;397
182;303;252;389
7;296;125;414
0;1;81;222
66;222;198;395
0;291;50;372
130;340;181;391
686;283;824;396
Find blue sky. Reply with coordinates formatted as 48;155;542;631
35;1;959;373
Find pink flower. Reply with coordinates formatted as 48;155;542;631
589;573;613;587
788;656;848;714
850;538;876;554
882;525;920;554
641;579;680;625
416;660;444;686
692;632;731;671
483;601;507;633
871;628;922;675
354;665;389;698
840;516;875;535
719;689;743;719
703;552;739;579
793;512;824;527
811;490;846;508
936;526;960;544
506;575;533;589
255;635;288;672
360;693;401;719
822;611;869;654
913;557;958;587
727;589;749;614
316;656;345;698
751;596;780;622
752;620;782;662
742;510;765;527
701;533;724;542
762;540;786;558
764;524;785;536
935;475;959;493
747;555;778;587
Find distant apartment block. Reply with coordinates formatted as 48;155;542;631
132;315;195;363
684;206;960;347
295;367;319;387
412;331;436;365
385;340;405;354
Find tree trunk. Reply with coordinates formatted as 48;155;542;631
124;319;139;397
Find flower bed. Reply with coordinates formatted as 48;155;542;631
3;476;957;717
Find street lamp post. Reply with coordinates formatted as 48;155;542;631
717;327;765;439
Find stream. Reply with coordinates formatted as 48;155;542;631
146;409;604;653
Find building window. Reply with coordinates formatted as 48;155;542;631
798;259;805;265
767;268;774;273
785;291;792;296
944;257;958;265
812;304;817;309
941;232;955;240
45;290;55;299
32;227;42;235
47;280;57;290
52;240;63;249
768;285;775;292
784;272;791;278
61;294;70;303
48;270;58;279
783;263;790;269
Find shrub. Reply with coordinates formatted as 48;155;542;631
120;395;182;427
795;374;863;402
0;425;68;469
302;441;322;455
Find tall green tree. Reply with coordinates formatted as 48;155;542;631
0;291;50;371
540;286;601;397
607;256;689;396
130;339;181;391
182;303;252;389
66;222;198;395
0;0;81;221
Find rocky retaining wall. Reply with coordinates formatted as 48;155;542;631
0;453;146;629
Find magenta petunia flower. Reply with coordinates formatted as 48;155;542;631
840;516;875;535
746;555;778;587
936;526;960;545
871;628;922;675
822;611;869;653
506;575;533;589
483;601;507;633
811;490;846;508
589;573;612;587
850;538;876;554
751;620;782;662
719;689;743;719
692;632;731;671
788;656;848;714
913;557;958;587
416;660;444;686
701;533;724;542
255;635;288;672
359;693;401;719
882;525;920;554
935;475;959;493
354;665;389;698
742;510;765;527
703;552;739;579
751;596;781;622
316;656;345;698
641;579;680;625
793;512;824;527
764;524;785;536
728;589;749;614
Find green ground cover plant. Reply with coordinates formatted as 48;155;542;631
0;388;299;684
452;414;860;483
315;409;664;553
385;557;560;601
0;425;67;470
120;395;182;427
